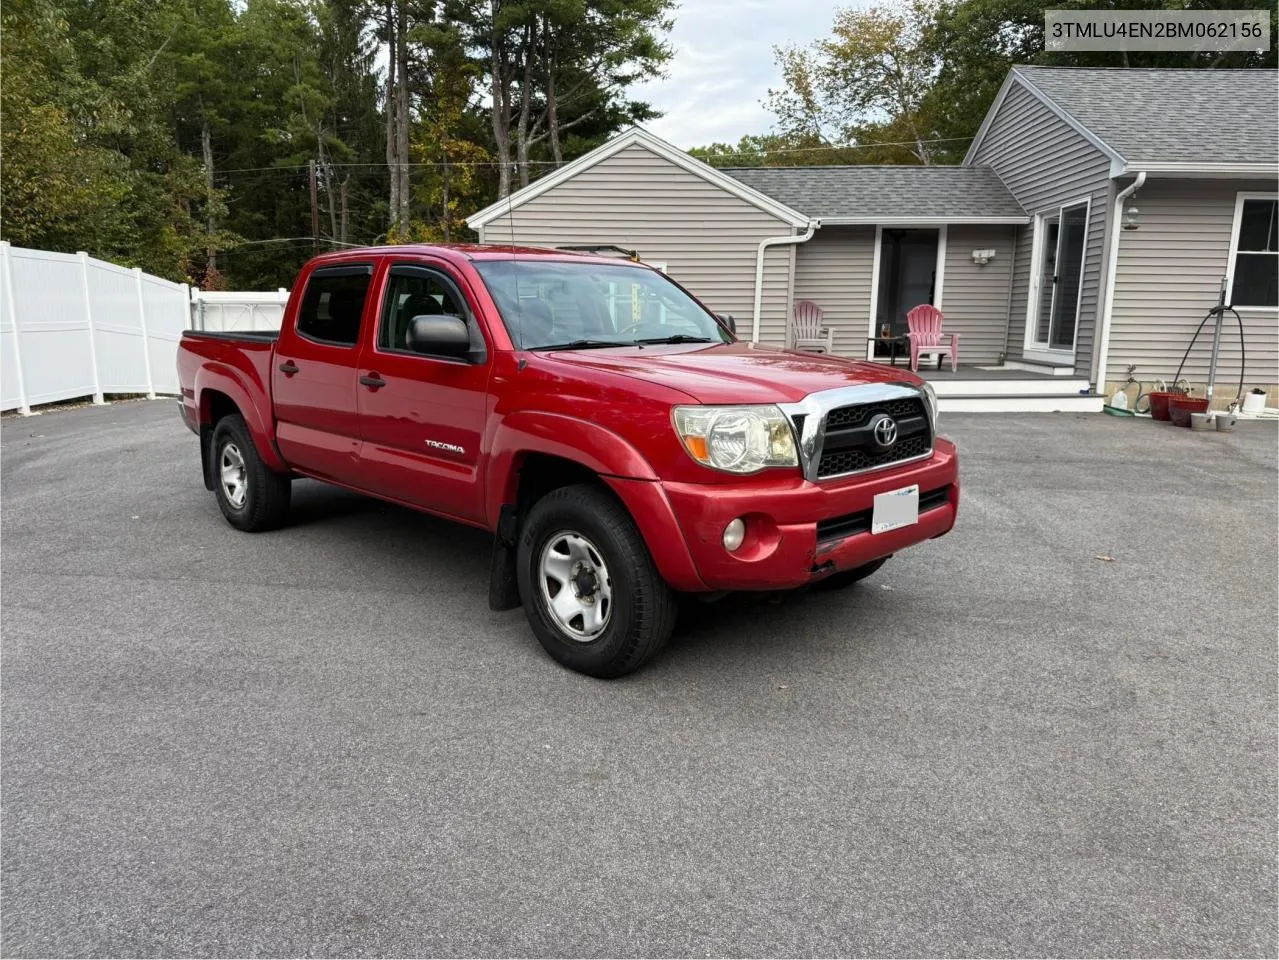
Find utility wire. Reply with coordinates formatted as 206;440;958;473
223;237;369;250
213;135;978;176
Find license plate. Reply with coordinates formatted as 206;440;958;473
872;484;919;534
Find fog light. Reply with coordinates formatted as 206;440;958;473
723;518;746;552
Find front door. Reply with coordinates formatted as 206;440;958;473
1028;201;1088;358
355;261;491;524
272;263;373;486
872;228;939;359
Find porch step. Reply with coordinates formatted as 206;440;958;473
930;377;1092;398
939;394;1105;414
999;360;1078;376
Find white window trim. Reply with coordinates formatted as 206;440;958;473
864;225;946;360
1225;191;1279;312
1024;196;1091;363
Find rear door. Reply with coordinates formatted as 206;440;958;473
272;263;374;485
355;260;491;523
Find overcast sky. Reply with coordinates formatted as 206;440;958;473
631;0;842;149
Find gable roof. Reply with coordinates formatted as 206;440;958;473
966;66;1279;174
721;165;1028;224
465;126;810;230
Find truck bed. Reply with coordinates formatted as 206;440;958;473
176;329;279;447
182;329;279;343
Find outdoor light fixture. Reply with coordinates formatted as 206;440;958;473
1123;202;1141;231
971;248;997;265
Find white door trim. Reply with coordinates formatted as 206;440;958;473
1024;196;1090;362
934;225;947;310
866;225;946;361
865;225;883;359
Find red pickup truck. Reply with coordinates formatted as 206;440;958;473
178;245;958;677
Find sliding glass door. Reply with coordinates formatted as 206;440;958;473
1028;200;1088;358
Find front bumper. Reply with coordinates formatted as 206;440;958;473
655;438;958;591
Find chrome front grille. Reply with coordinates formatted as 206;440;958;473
816;432;930;478
780;383;936;482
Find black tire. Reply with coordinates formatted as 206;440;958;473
517;483;676;678
813;555;891;591
211;414;291;532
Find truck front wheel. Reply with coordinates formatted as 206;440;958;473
211;415;291;532
517;483;676;678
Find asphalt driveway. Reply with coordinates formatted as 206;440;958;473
2;401;1275;958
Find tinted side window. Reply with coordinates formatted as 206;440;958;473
296;267;372;346
378;267;467;352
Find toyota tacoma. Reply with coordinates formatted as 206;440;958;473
177;245;958;677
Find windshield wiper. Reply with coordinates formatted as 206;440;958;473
530;339;627;351
634;334;715;345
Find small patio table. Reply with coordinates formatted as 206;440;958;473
867;335;909;366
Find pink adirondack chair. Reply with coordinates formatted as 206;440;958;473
791;300;834;353
906;304;959;372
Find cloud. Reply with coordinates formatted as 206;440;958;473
631;0;842;148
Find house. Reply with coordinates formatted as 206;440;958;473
967;66;1278;406
467;66;1278;411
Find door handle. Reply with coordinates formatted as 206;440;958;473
278;361;299;376
359;374;386;390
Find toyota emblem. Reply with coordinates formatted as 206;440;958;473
871;414;898;449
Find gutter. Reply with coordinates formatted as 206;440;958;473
1094;171;1146;393
752;220;819;343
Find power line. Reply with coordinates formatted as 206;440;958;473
222;237;370;251
694;135;977;160
213;135;979;176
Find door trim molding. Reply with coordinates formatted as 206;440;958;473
865;225;945;361
1024;196;1091;357
934;225;948;310
866;225;883;359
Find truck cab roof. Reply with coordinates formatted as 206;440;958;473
306;244;652;269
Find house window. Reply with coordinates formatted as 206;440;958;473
1229;195;1278;308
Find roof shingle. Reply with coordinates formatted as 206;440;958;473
721;165;1026;221
1015;66;1279;165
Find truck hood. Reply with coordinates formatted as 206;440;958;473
541;341;924;404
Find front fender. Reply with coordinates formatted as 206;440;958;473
195;362;288;473
485;410;659;525
485;412;705;591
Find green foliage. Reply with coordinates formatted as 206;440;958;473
925;0;1279;161
705;0;1279;169
1;0;669;286
767;0;942;163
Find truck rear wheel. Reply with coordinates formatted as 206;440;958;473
211;415;291;532
517;483;676;678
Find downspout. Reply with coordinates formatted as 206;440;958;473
1094;171;1146;392
752;220;819;343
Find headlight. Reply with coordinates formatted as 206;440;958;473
672;405;798;474
920;382;940;431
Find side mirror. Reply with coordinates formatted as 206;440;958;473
717;313;737;334
407;314;470;358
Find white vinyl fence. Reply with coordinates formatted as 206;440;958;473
0;242;289;414
190;288;289;332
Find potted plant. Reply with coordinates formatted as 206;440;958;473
1242;387;1267;415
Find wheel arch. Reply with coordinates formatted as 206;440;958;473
194;365;288;478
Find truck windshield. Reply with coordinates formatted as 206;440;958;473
472;259;733;350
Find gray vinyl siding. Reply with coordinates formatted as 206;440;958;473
477;142;795;346
791;226;876;356
940;224;1017;364
1107;178;1279;390
969;82;1113;369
